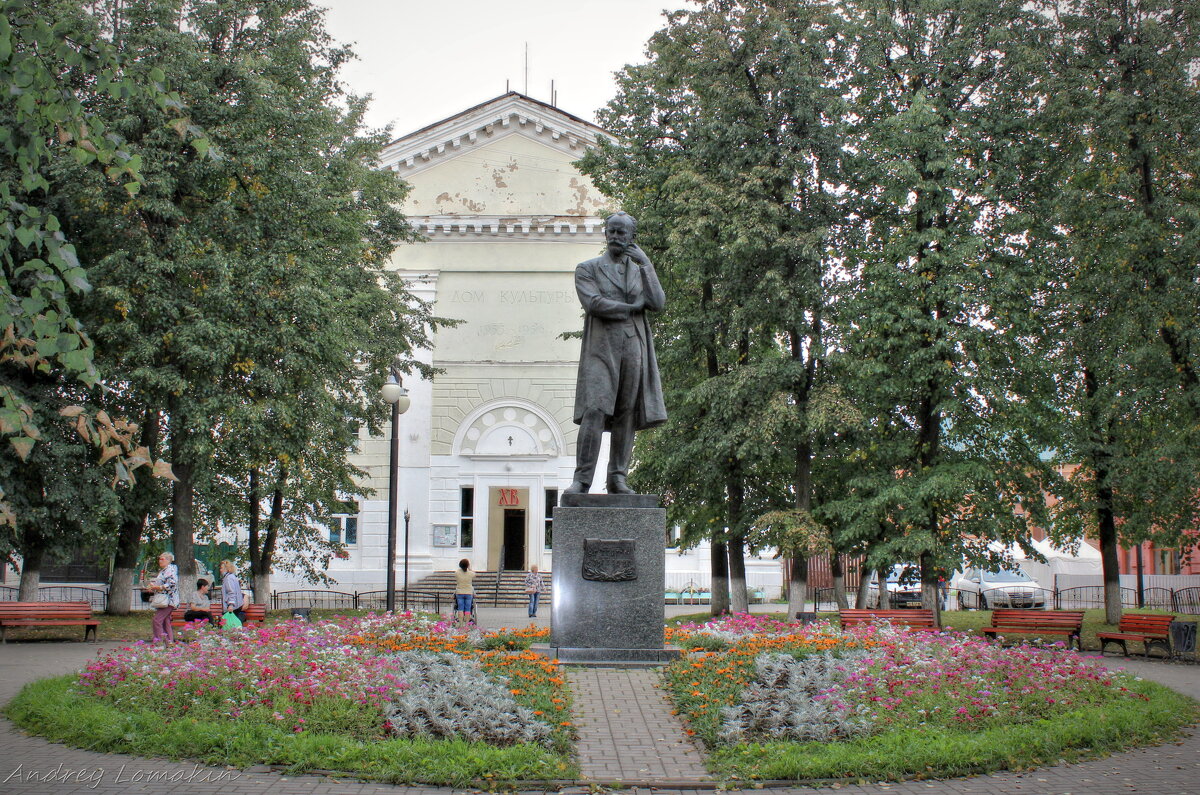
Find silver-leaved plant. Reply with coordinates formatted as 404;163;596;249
383;652;554;748
718;650;876;743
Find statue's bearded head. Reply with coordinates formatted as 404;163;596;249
604;212;636;257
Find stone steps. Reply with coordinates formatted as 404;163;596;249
412;570;550;607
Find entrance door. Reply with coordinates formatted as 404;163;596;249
503;509;526;571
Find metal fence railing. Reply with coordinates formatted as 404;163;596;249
270;589;443;613
355;590;442;614
764;584;1200;615
271;590;357;610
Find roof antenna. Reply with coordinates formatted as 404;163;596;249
551;79;556;107
524;42;529;95
506;79;510;94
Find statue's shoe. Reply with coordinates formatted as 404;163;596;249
606;476;635;495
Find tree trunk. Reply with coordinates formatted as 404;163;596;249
855;566;874;608
726;470;749;614
727;536;749;613
710;537;730;616
831;554;849;609
252;572;270;605
1084;365;1123;625
248;466;286;605
108;520;142;616
920;550;942;626
169;401;197;607
1097;483;1123;624
17;527;46;601
108;407;160;615
171;458;197;607
787;555;808;618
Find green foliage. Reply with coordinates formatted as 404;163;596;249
1024;1;1200;610
42;0;445;585
826;0;1065;576
476;631;535;650
580;0;852;611
0;0;197;527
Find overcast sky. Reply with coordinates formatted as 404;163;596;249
319;1;676;137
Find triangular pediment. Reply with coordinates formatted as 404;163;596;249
380;93;611;178
381;93;614;221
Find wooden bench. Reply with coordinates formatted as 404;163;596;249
839;609;937;630
171;603;267;629
1097;613;1175;657
982;609;1085;650
0;601;98;643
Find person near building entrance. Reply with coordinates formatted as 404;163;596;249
565;212;667;496
524;565;546;618
454;558;476;626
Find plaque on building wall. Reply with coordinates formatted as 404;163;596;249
432;524;458;548
582;538;637;582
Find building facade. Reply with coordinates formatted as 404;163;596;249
311;94;609;588
246;93;785;597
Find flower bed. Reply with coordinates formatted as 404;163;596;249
78;619;414;738
9;614;575;785
664;614;1197;781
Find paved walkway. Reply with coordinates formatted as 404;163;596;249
1;613;1199;794
568;668;709;785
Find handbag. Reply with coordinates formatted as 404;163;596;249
222;611;243;629
149;592;169;608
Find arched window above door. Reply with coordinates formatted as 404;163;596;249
453;400;564;459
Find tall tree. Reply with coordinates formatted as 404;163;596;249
830;0;1060;619
1033;0;1200;623
60;0;438;598
580;0;848;616
1;0;188;529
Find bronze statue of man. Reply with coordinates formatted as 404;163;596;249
564;212;667;496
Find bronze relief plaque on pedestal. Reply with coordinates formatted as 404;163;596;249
582;538;637;582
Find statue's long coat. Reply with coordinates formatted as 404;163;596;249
571;250;668;431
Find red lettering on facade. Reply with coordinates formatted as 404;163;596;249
498;488;520;506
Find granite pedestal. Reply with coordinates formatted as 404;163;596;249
548;493;681;666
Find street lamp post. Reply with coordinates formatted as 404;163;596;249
381;358;411;613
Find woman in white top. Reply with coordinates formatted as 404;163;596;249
146;552;179;643
454;558;475;625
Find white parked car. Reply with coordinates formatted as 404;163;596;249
953;567;1046;609
867;564;925;609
